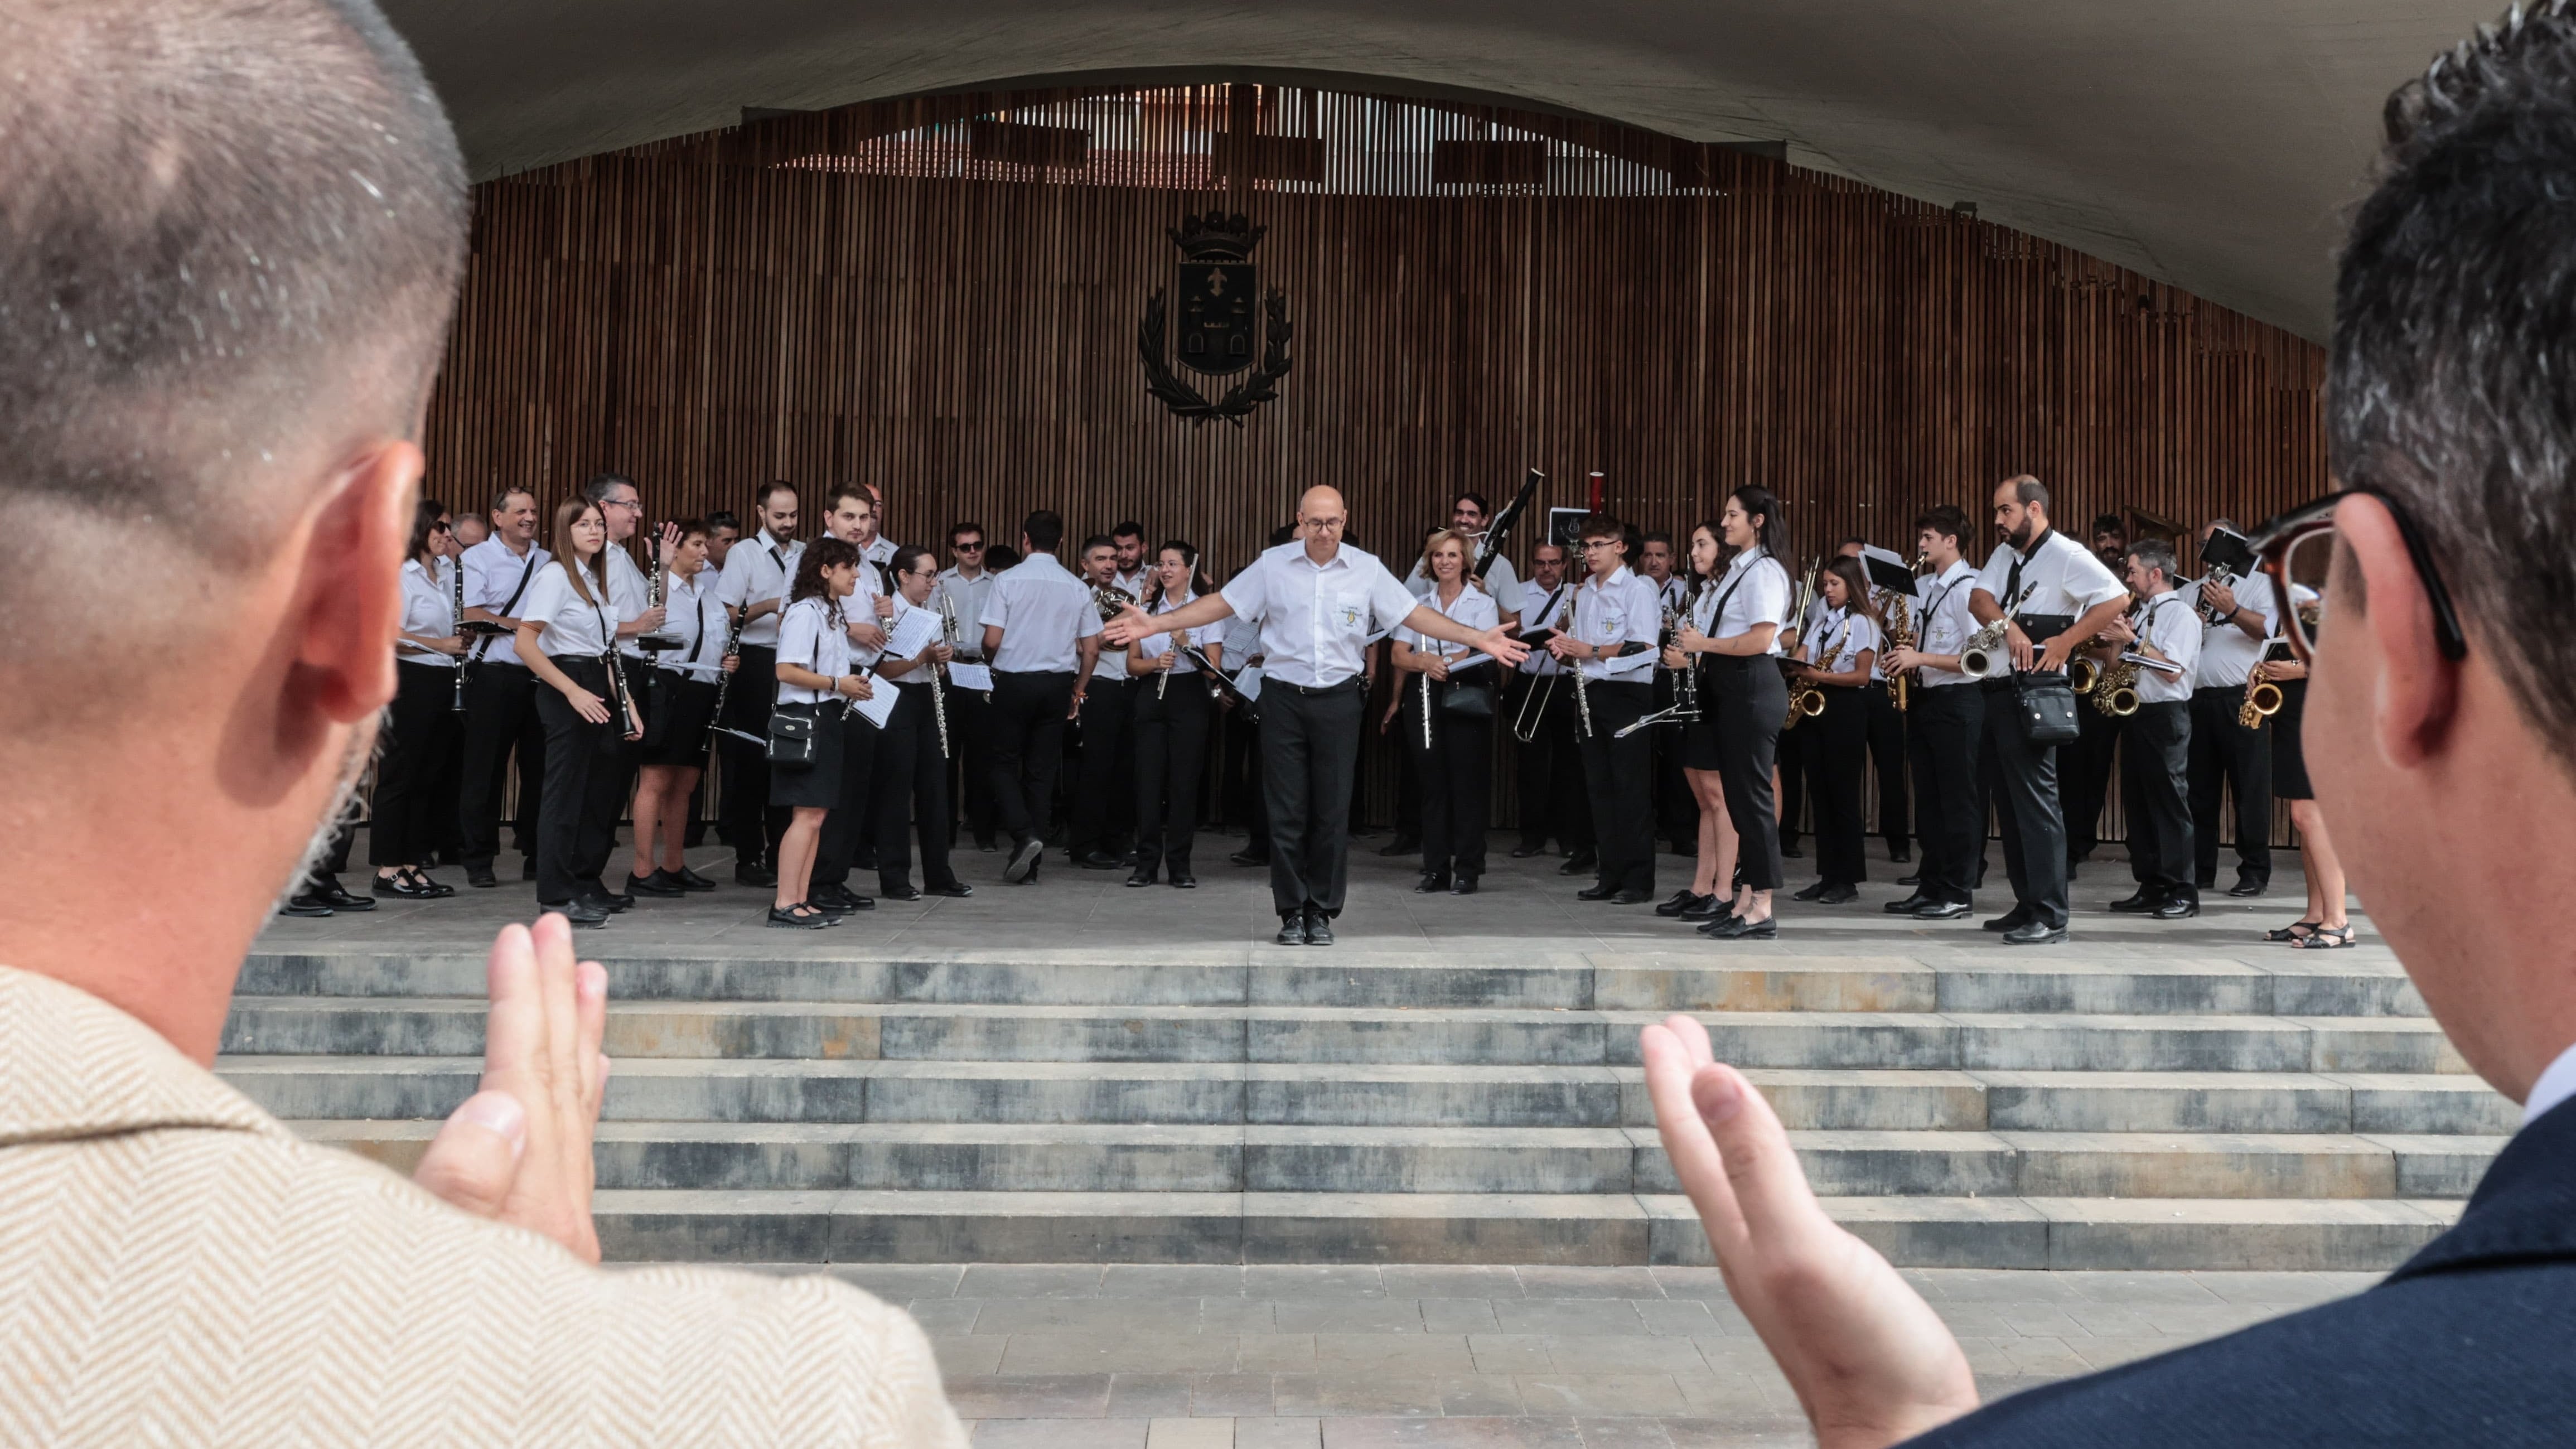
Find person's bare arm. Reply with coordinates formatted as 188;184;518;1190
1071;636;1101;717
517;624;611;726
1104;591;1234;645
1400;602;1530;668
1644;1016;1978;1447
2041;596;2130;672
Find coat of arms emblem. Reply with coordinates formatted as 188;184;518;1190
1138;210;1294;427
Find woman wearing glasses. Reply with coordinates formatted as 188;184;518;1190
1128;540;1221;888
626;519;734;898
370;499;466;900
514;499;644;928
1394;529;1502;894
1784;555;1885;905
870;545;972;902
1660;521;1741;921
1670;487;1793;938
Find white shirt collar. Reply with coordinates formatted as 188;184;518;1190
2523;1040;2576;1126
1585;564;1634;590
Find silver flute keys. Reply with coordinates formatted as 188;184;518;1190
1568;590;1593;740
929;591;954;759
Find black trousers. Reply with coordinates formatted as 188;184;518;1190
1862;682;1908;851
718;644;784;867
531;656;612;906
1906;684;1985;904
1577;680;1656;894
1709;656;1786;891
872;683;958;893
813;706;883;890
1512;674;1593;853
1260;679;1365;917
2124;699;2196;901
1134;673;1212;877
2062;701;2126;862
2190;685;2273;886
948;677;997;844
1403;677;1494;878
372;660;462;868
1980;677;2071;928
990;669;1076;847
456;660;545;867
574;657;646;887
1810;685;1870;887
1070;677;1137;855
1391;716;1422;840
1776;707;1813;848
1224;705;1269;849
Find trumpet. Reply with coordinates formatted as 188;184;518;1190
2238;661;2284;729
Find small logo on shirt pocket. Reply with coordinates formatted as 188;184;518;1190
1339;603;1361;629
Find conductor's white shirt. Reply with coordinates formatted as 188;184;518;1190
1220;541;1422;689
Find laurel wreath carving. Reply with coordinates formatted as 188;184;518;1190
1138;287;1295;427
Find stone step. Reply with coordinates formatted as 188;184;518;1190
233;950;2425;1017
219;1056;2513;1132
576;1187;2461;1270
295;1119;2506;1199
219;999;2466;1072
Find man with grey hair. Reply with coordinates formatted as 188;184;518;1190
0;2;962;1441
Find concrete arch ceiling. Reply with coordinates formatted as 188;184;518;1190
383;0;2500;341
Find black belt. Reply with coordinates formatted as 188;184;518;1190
1273;678;1362;697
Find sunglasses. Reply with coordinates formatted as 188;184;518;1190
2248;485;2468;666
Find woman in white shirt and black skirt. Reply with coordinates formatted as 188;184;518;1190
769;537;873;929
626;519;734;897
1785;555;1884;903
869;545;970;902
513;499;643;927
1393;529;1503;895
1128;540;1221;888
1671;486;1793;938
1660;520;1738;922
370;498;465;900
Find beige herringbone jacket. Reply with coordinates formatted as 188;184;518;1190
0;965;968;1447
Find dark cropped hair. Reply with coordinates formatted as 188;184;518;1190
2127;538;2181;581
949;520;985;545
671;517;709;544
1080;534;1118;557
1913;504;1970;545
705;509;742;534
581;471;637;506
2331;7;2576;758
1111;520;1145;542
408;499;450;565
1729;486;1791;561
1022;509;1065;553
756;479;798;509
488;486;534;519
890;544;935;582
1453;491;1493;518
789;535;863;612
2090;513;2128;539
1642;529;1674;549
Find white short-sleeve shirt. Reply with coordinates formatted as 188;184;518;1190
2188;570;2282;689
656;567;729;682
1911;559;1981;689
1804;607;1885;674
2136;593;2203;705
1974;529;2128;622
518;560;615;660
1396;584;1502;663
397;557;460;669
1569;566;1661;682
933;567;995;659
980;550;1101;674
714;531;803;650
1219;542;1424;689
1702;548;1791;655
1519;578;1572;677
1135;592;1207;675
773;595;854;705
461;537;551;668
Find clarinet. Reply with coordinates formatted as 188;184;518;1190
1420;645;1438;751
448;551;467;712
1567;589;1594;740
703;603;747;748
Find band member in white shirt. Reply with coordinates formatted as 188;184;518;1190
370;499;465;900
1101;487;1526;946
1969;475;2131;945
2100;539;2203;919
935;521;999;851
1110;521;1152;600
456;486;550;887
1511;543;1594;870
2187;516;2284;897
1394;529;1504;894
712;481;803;885
768;537;874;929
1128;540;1220;887
869;545;971;901
1659;521;1736;921
1671;487;1794;938
808;485;893;915
1401;492;1524;624
2062;513;2135;873
1639;529;1698;856
2259;583;2355;948
1880;506;1984;919
1069;534;1139;870
572;470;671;912
513;500;641;928
626;520;734;898
1784;556;1884;903
980;509;1104;886
1548;514;1664;905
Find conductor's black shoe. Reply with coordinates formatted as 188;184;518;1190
1303;911;1336;946
736;860;777;888
1610;887;1655;905
1707;914;1777;940
1791;881;1831;902
627;871;686;898
1275;912;1309;946
672;866;718;891
279;894;334;918
1378;835;1420;857
1679;895;1731;922
928;881;975;898
2227;877;2269;898
1913;900;1974;921
465;864;499;888
1884;893;1934;915
1695;912;1742;935
1077;850;1124;871
1896;872;1922;887
543;898;611;929
1816;883;1858;905
1510;842;1549;858
766;904;832;930
1655;890;1707;917
2151;896;2202;920
2107;890;2161;914
1575;883;1620;901
1888;845;1912;863
879;884;923;902
812;883;875;912
1229;848;1269;867
303;879;373;911
578;888;631;915
2001;919;2069;946
1558;850;1598;876
1005;838;1045;883
1414;871;1452;893
1167;874;1196;889
1984;906;2033;933
1451;875;1479;895
1126;868;1157;887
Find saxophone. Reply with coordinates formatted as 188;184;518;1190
1957;617;2012;679
1881;556;1924;712
2238;661;2284;728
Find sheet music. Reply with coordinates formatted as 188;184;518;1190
847;671;900;727
884;606;942;663
1235;664;1264;701
945;661;993;691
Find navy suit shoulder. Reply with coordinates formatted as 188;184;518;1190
1905;1099;2576;1448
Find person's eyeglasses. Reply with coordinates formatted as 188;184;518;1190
956;542;984;550
601;498;643;511
2248;486;2467;666
431;521;453;533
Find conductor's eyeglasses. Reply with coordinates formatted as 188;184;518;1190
2248;487;2467;666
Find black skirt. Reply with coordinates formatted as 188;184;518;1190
1683;717;1726;771
767;701;846;809
642;672;722;766
2271;678;2312;801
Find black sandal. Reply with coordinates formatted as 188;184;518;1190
2292;924;2357;950
2265;920;2321;943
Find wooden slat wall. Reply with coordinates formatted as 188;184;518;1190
424;84;2328;841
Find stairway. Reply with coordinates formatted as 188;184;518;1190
218;942;2509;1270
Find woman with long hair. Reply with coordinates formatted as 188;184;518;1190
869;544;970;901
625;520;735;897
768;536;872;928
1127;539;1221;887
1671;486;1792;938
370;498;465;900
1659;520;1741;921
1394;528;1503;893
513;498;641;928
1785;554;1884;902
2262;587;2356;948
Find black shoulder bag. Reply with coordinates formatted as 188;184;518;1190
765;602;830;770
2007;534;2084;745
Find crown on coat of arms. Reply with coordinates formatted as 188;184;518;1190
1167;210;1266;261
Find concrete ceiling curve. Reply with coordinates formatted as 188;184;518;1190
381;0;2505;341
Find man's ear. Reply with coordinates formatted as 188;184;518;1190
291;439;423;724
2335;492;2459;768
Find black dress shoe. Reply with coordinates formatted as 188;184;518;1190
1707;914;1777;940
1913;900;1973;921
1896;872;1921;887
928;881;975;898
1779;842;1805;859
2002;919;2069;946
1815;883;1858;905
1167;874;1197;890
1558;851;1598;876
1005;838;1045;883
1230;848;1269;867
373;873;438;900
578;890;631;915
628;871;686;898
1791;881;1830;902
1984;906;2033;933
406;869;457;898
1303;911;1335;946
279;895;334;918
736;861;777;888
1076;849;1124;870
1610;887;1655;905
2151;897;2201;919
1377;835;1420;857
1654;889;1702;917
1126;870;1157;888
1575;883;1620;901
1888;845;1912;863
465;864;499;888
1451;876;1478;896
1414;871;1452;893
1884;893;1933;915
673;866;718;891
2227;877;2268;898
311;880;376;911
1275;912;1309;946
2108;891;2161;913
543;898;612;929
880;884;922;902
1510;843;1549;858
1679;895;1731;922
766;903;833;930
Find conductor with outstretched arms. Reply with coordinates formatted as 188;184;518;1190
1103;486;1527;945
